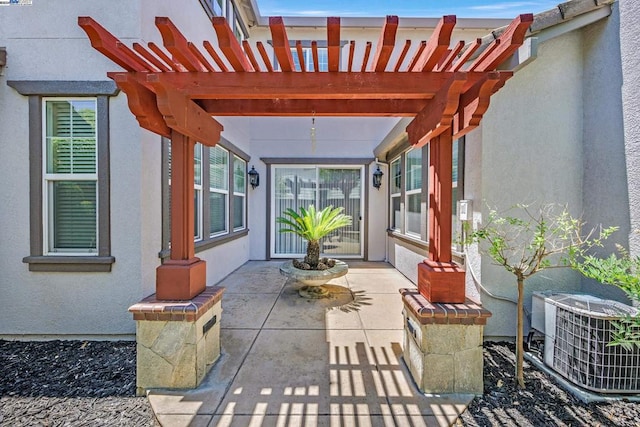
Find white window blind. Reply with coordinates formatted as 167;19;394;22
290;47;329;72
405;148;422;237
233;156;246;231
390;157;402;231
44;99;97;254
194;143;203;240
209;145;229;236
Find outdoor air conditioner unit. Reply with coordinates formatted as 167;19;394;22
532;292;640;394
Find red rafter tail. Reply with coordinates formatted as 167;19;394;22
269;16;295;72
393;40;411;72
148;42;187;72
469;13;533;71
243;40;262;72
467;39;501;71
212;17;253;71
295;40;305;72
327;17;341;71
155;17;208;72
311;41;320;72
414;15;456;72
408;41;427;71
78;17;150;72
256;42;274;72
133;43;172;72
116;42;161;72
370;15;398;72
188;42;216;72
436;40;464;72
348;41;355;72
361;42;372;72
450;38;481;72
202;41;229;72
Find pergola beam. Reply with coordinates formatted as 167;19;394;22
144;71;471;99
198;98;429;116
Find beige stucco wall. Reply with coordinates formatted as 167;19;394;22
464;30;587;338
0;0;251;338
619;1;640;260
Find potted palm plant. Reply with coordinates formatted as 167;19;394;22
277;204;352;298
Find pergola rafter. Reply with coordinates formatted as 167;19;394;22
78;13;533;300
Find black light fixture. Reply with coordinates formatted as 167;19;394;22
373;165;384;190
248;165;259;189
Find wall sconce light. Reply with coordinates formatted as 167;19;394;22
372;165;384;190
248;165;259;189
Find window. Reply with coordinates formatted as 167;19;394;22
405;149;422;237
271;164;364;258
452;137;465;248
233;156;246;231
9;80;117;272
388;139;463;248
387;145;427;240
44;99;98;254
162;138;249;256
272;41;348;71
390;157;402;230
199;0;224;17
199;0;246;42
291;47;329;72
209;145;229;236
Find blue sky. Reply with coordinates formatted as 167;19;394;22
257;1;558;19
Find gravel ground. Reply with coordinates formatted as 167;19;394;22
459;342;640;427
2;340;639;426
0;340;158;427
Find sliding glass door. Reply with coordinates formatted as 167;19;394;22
271;165;363;258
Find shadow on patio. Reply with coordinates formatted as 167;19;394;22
148;261;473;426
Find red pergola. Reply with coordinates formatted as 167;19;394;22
79;13;532;301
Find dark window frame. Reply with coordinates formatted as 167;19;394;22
8;80;118;272
160;137;250;259
387;137;464;247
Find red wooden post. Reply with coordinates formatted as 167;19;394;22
419;128;465;303
155;130;206;300
428;132;453;263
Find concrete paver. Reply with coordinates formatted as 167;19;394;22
148;261;472;426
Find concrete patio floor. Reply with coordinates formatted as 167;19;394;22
148;261;473;426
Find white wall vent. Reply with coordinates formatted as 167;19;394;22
536;293;640;394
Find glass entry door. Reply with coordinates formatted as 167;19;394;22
271;165;363;258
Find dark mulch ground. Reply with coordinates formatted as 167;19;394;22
459;342;640;427
0;340;158;427
2;340;639;426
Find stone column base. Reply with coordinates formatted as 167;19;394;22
400;288;491;395
129;286;224;395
